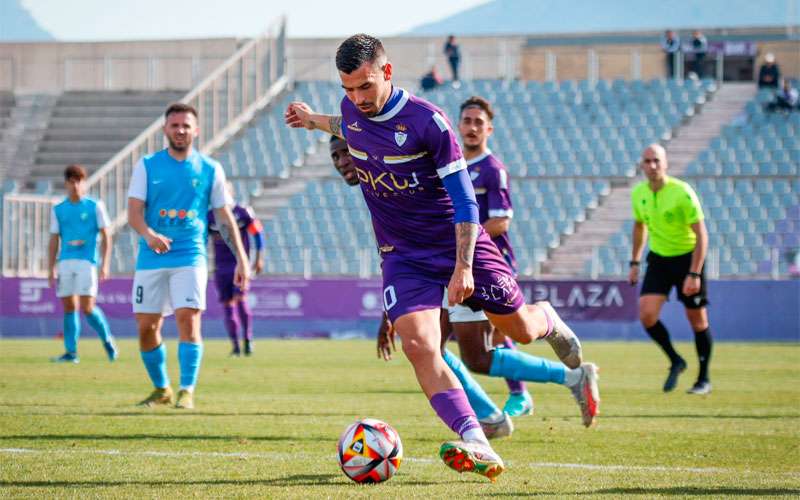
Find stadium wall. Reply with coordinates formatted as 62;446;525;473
0;38;240;91
0;278;796;342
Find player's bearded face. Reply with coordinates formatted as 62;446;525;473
340;61;392;117
459;107;492;152
164;112;198;152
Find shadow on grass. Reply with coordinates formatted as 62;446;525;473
0;474;445;488
59;410;357;418
489;486;800;497
0;434;326;442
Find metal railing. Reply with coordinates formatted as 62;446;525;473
2;17;288;277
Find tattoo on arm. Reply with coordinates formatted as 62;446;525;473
329;116;343;139
455;222;479;267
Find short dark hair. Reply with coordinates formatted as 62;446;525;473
336;34;385;74
64;164;87;181
164;102;198;119
459;96;494;121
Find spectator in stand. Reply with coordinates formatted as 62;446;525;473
661;30;681;79
690;31;708;79
420;66;444;91
444;35;461;86
766;80;799;112
758;53;781;89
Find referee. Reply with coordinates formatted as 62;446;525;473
628;144;713;395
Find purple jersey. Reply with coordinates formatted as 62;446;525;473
341;88;473;259
207;205;253;273
468;150;517;273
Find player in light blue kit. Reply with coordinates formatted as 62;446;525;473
48;164;117;363
128;103;250;410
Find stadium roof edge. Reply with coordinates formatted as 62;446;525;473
524;26;799;47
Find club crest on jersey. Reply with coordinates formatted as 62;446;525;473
394;123;408;147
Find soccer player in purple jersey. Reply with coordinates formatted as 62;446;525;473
286;34;595;481
333;134;518;439
450;96;599;427
207;182;265;356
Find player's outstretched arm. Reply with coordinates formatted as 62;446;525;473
214;205;251;291
284;102;344;139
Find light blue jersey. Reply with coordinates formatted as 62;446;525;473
50;197;109;264
128;149;230;270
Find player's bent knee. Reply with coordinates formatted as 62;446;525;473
639;310;659;328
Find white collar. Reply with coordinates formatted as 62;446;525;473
368;88;409;122
466;149;492;166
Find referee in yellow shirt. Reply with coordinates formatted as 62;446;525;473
629;144;713;395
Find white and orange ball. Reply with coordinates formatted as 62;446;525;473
337;418;403;484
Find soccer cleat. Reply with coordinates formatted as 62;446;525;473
663;358;687;392
439;440;505;482
686;381;712;395
175;389;194;409
503;392;534;417
538;302;583;369
137;387;174;407
480;412;514;439
50;352;79;364
243;339;253;356
103;338;118;362
230;347;241;357
570;363;600;427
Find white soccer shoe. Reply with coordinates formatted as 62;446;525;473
439;440;505;482
570;362;600;427
480;412;514;439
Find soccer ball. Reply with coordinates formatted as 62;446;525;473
337;418;403;483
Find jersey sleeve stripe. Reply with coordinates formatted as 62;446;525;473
432;112;449;132
347;146;368;161
436;158;467;179
488;208;514;218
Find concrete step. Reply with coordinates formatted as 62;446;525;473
51;107;165;118
31;164;102;177
48;116;154;127
38;140;130;152
44;128;144;140
36;151;112;163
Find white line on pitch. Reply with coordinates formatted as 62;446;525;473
2;448;797;477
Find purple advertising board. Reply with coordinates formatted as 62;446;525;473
0;277;636;322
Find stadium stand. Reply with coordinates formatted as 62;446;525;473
163;77;714;278
28;91;185;186
591;86;800;277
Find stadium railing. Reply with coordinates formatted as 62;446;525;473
2;17;289;277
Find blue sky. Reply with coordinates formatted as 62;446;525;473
22;0;489;40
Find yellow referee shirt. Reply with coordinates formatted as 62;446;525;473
631;175;704;257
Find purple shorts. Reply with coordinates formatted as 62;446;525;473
214;271;244;303
381;233;524;323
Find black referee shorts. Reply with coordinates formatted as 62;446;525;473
640;251;708;309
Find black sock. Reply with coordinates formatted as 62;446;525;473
645;321;682;364
693;327;713;382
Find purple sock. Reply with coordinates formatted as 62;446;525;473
430;388;480;438
237;299;253;341
501;338;528;394
223;305;240;347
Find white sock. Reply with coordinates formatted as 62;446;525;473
564;366;584;387
179;385;195;392
462;426;490;445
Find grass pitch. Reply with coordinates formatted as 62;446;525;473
0;339;798;498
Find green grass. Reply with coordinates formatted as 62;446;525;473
1;339;799;498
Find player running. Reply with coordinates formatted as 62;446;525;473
446;96;598;427
207;182;265;356
286;34;596;481
48;164;117;363
128;103;250;410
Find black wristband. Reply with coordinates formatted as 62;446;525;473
687;271;701;278
629;261;640;267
